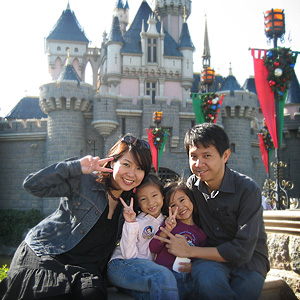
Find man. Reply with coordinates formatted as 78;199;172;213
155;123;269;300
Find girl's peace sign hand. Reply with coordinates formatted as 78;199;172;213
165;206;178;232
120;197;136;223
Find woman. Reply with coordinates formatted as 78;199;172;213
0;134;152;300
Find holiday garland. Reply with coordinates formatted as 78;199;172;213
264;47;296;98
259;124;274;151
201;93;223;122
152;127;167;150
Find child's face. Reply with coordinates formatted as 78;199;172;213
169;190;194;225
136;184;164;218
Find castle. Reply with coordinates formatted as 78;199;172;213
0;0;299;215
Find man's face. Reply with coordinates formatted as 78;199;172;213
188;143;230;190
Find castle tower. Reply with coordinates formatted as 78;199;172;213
40;53;94;166
154;0;191;43
178;14;195;103
92;16;123;139
219;68;258;177
115;0;129;35
45;3;89;81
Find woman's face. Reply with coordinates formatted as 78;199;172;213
111;151;145;192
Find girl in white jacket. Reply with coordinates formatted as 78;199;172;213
107;174;179;300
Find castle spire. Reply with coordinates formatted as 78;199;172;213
202;14;211;68
67;0;70;10
229;62;233;76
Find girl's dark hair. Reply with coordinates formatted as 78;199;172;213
184;123;229;157
164;180;201;228
133;173;168;215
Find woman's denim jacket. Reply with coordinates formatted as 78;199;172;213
23;159;124;256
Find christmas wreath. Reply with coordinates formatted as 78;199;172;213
259;124;274;151
201;93;222;122
152;127;167;150
264;47;296;97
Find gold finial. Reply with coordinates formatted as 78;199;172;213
66;49;71;65
183;6;187;23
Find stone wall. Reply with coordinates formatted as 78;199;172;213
263;210;300;299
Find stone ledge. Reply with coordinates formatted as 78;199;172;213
259;275;284;300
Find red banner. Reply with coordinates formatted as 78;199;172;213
251;49;278;148
258;133;270;174
147;129;158;172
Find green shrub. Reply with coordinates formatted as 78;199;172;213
0;264;8;281
0;209;44;247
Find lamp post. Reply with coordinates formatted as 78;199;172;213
262;9;293;210
201;67;215;93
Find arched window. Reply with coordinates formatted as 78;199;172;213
57;46;61;51
74;48;78;52
152;167;180;184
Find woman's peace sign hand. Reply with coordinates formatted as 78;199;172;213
120;197;136;223
165;206;178;232
80;155;114;174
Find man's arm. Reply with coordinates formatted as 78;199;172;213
154;227;227;262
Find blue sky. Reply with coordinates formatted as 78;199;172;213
0;0;299;117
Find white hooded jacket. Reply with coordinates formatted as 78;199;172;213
110;212;164;261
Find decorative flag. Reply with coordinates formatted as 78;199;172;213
251;48;278;149
258;134;270;174
147;128;168;173
192;92;224;124
251;48;298;149
147;129;158;172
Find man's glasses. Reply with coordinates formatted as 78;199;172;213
121;136;150;149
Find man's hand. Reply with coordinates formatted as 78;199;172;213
154;227;193;257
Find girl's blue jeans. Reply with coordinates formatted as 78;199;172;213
190;259;265;300
107;258;179;300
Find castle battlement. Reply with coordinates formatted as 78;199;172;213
0;118;47;134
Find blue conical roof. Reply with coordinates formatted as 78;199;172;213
108;16;125;43
286;72;300;104
243;77;257;94
57;58;82;85
121;1;182;57
179;23;194;49
47;6;89;43
219;75;243;93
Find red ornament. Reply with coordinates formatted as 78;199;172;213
274;62;280;67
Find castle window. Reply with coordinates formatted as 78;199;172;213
66;47;69;51
191;120;196;128
146;81;156;104
122;117;126;135
147;38;157;63
230;143;236;153
57;46;61;51
75;48;78;52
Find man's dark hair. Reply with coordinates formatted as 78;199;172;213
184;123;230;157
